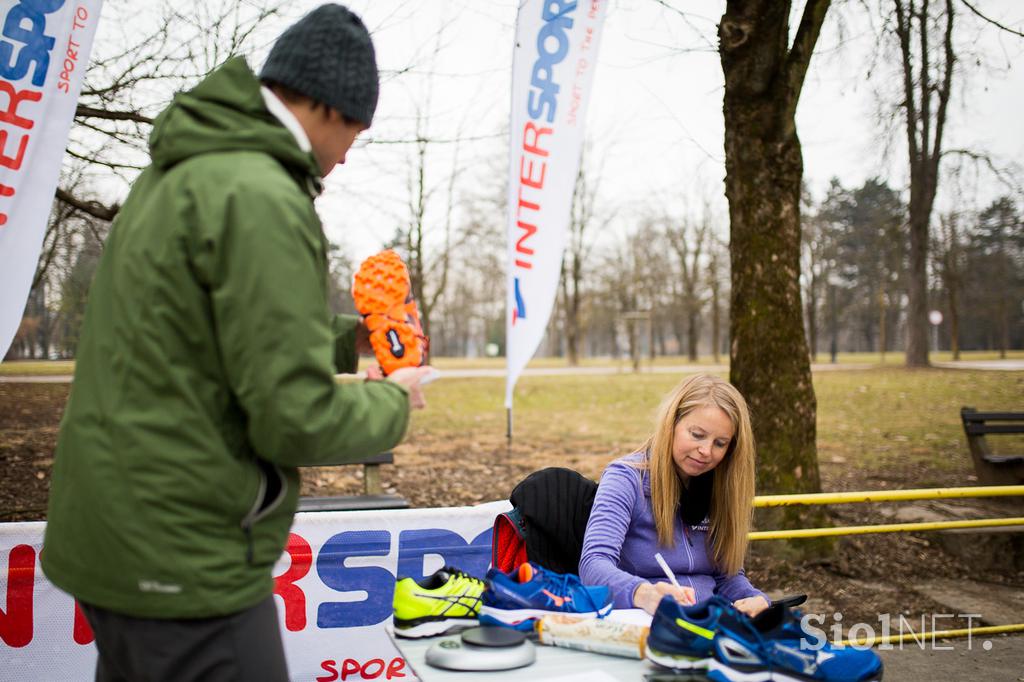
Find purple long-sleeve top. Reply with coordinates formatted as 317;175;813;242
580;452;767;609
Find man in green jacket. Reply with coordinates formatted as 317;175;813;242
41;5;430;680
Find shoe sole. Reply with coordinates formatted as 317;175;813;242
353;251;410;316
646;645;709;670
393;617;479;639
478;604;613;630
706;659;884;682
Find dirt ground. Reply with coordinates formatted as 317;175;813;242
3;381;1023;651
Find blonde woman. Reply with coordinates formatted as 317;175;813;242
579;374;769;617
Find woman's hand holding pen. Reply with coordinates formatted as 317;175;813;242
632;581;696;615
633;551;697;615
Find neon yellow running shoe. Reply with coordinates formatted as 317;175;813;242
392;566;485;638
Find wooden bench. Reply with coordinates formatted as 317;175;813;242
961;407;1024;485
297;451;409;512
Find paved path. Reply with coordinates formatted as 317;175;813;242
877;634;1024;681
934;359;1024;370
4;358;1022;383
878;579;1024;680
0;374;75;383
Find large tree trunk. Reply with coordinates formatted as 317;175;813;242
720;0;828;500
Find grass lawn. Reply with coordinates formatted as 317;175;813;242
404;367;1023;478
3;357;1020;472
813;369;1024;477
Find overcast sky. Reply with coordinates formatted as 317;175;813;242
103;1;1024;263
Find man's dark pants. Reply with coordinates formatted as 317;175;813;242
80;595;289;681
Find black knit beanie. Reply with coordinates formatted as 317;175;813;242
260;4;379;126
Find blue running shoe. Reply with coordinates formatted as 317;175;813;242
646;595;739;670
706;603;884;682
478;562;613;631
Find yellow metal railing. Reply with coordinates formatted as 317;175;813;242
839;623;1024;647
750;484;1024;539
751;485;1024;646
754;485;1024;507
749;517;1024;541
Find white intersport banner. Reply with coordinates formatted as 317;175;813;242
505;0;607;408
0;0;102;360
0;501;509;681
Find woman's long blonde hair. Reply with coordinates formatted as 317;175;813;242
641;374;755;576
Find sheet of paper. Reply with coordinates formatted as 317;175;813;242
606;608;653;627
535;671;623;682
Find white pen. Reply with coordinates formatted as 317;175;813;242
654;552;696;604
654;552;680;587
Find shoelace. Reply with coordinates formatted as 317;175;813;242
445;566;485;589
541;570;606;617
722;605;815;667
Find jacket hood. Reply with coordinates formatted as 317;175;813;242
149;56;320;184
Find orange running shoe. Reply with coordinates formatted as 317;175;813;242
352;250;428;375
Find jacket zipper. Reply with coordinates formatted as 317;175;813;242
240;462;288;565
681;522;697;595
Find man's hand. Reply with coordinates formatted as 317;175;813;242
632;581;696;615
733;595;770;618
385;366;435;410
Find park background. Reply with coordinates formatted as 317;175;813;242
2;0;1023;675
5;0;1024;364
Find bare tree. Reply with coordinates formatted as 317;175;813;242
13;1;292;357
591;224;666;369
431;160;506;357
631;223;673;363
57;0;288;223
559;151;614;365
665;216;708;362
800;183;830;362
719;0;829;498
4;166;111;360
890;0;955;367
398;115;463;340
971;197;1023;357
706;236;727;365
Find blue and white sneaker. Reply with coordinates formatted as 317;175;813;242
478;562;613;631
646;595;739;670
706;603;884;682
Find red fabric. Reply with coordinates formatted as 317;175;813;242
491;512;528;573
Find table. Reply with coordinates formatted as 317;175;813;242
390;611;710;681
393;631;657;681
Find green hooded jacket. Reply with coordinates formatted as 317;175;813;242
41;57;410;618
